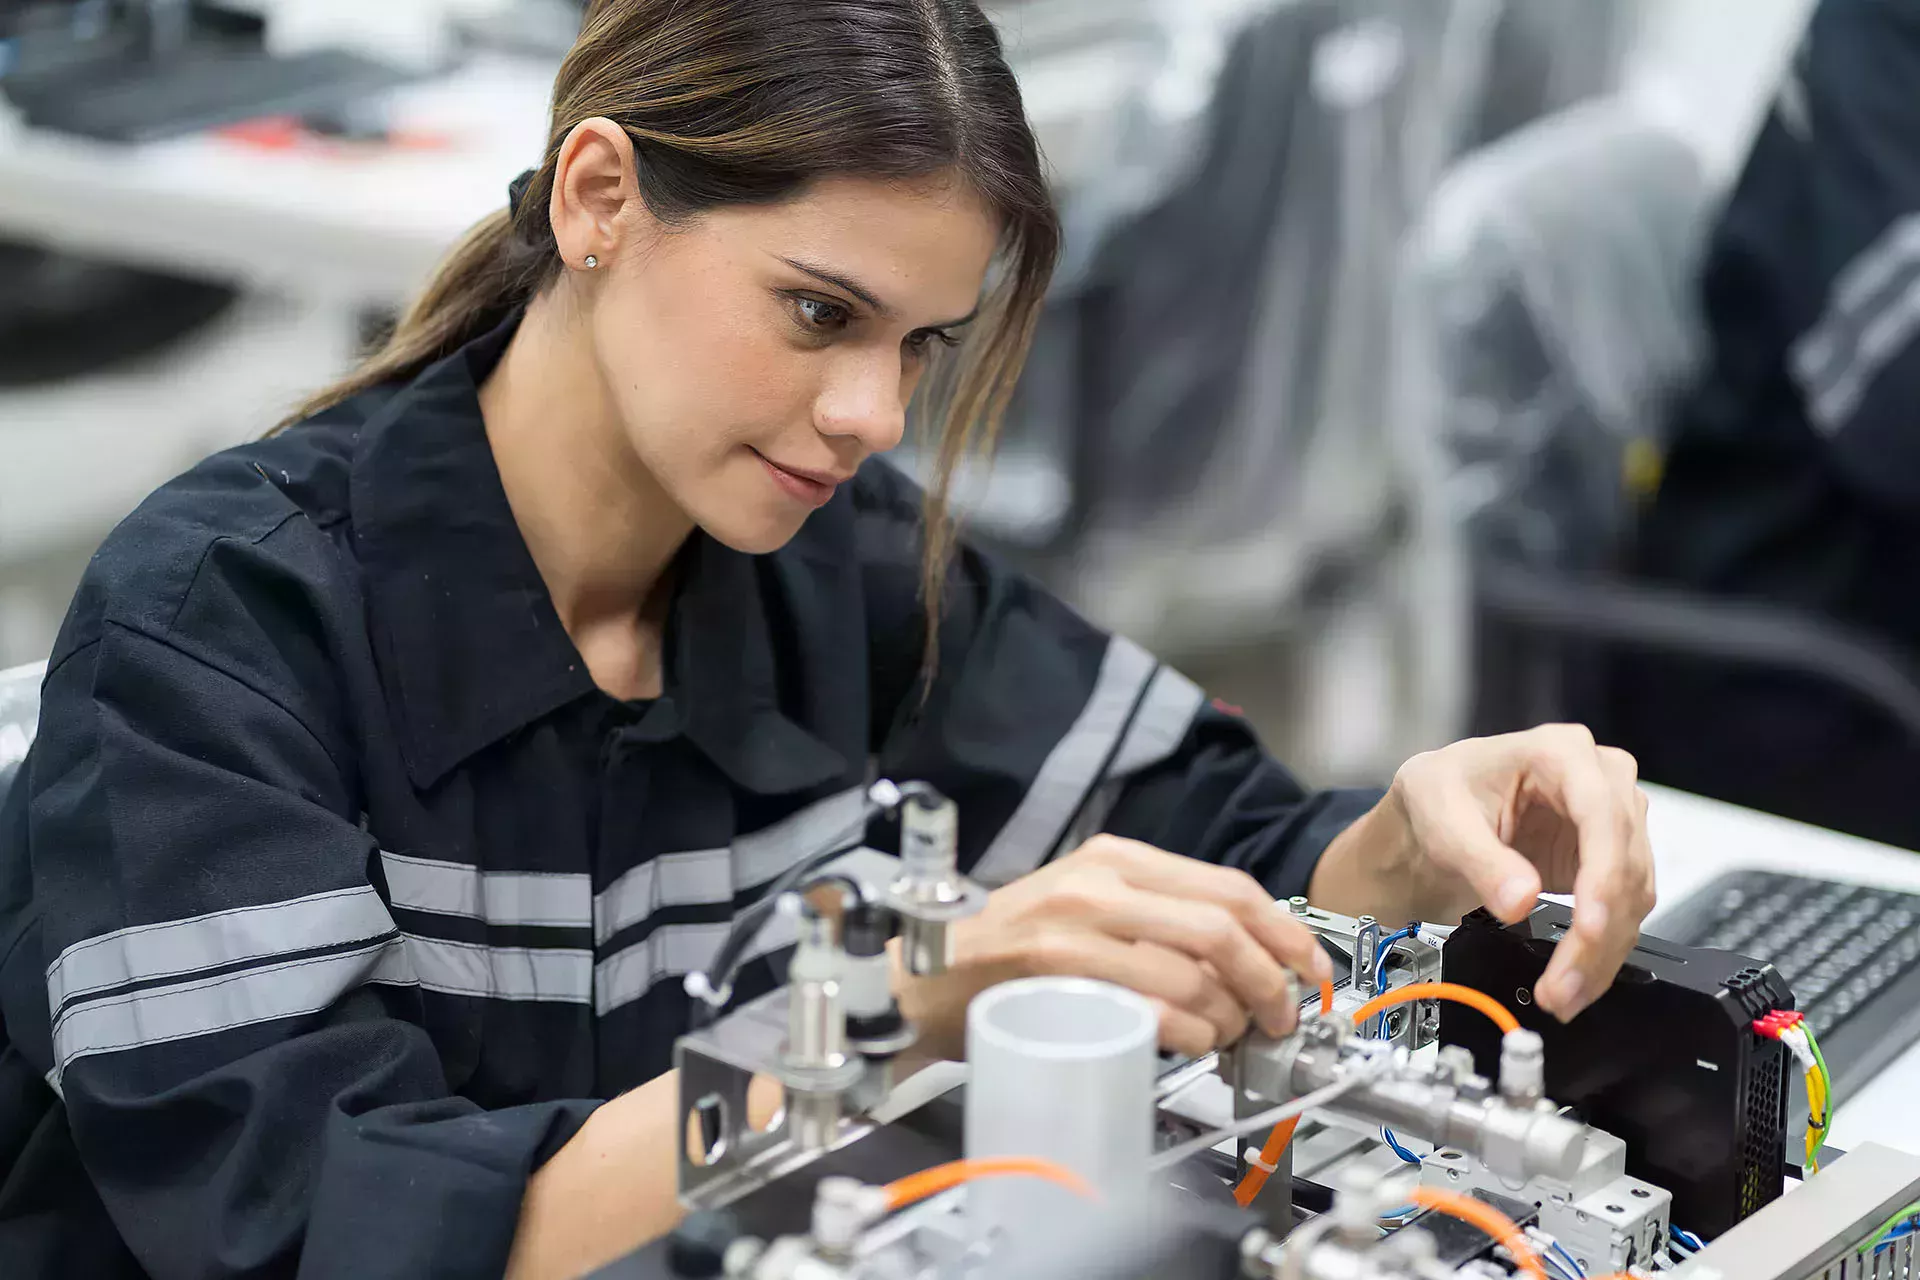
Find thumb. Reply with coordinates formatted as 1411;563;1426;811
1414;786;1540;923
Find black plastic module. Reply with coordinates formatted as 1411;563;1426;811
1440;902;1793;1238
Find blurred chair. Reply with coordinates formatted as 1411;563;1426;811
900;0;1348;560
1399;97;1920;749
0;661;45;806
0;245;237;388
982;0;1503;663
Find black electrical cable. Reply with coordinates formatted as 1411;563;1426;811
686;781;945;1018
799;873;865;911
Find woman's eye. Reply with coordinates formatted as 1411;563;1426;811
905;329;959;357
791;295;851;333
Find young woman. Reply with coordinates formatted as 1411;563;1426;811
0;2;1655;1277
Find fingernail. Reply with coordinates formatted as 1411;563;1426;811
1260;1008;1297;1038
1547;971;1585;1020
1499;875;1537;916
1312;949;1334;983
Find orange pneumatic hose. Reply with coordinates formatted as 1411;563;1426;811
1230;980;1335;1206
1409;1186;1549;1277
880;1157;1097;1211
1350;982;1521;1036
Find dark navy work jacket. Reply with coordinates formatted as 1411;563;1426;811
0;315;1375;1278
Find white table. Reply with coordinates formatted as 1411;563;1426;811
0;55;555;307
1645;783;1920;1155
0;24;1179;308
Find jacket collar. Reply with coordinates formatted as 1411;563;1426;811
347;313;846;795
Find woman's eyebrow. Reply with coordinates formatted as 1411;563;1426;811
778;255;980;329
779;256;893;317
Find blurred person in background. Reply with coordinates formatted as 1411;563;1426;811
0;2;1657;1277
1620;0;1920;849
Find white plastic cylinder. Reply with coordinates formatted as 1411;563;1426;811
963;976;1159;1237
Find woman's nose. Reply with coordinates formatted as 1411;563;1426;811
813;354;909;455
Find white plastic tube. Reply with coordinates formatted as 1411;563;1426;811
963;976;1159;1236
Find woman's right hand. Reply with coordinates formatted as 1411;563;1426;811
895;835;1334;1059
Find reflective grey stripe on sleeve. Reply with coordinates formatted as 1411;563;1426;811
1790;214;1920;434
593;922;733;1016
380;851;591;929
46;885;396;1014
593;847;902;1015
591;784;868;945
969;636;1157;884
594;904;809;1017
1052;665;1208;852
51;934;415;1083
593;849;732;946
731;785;870;888
402;934;592;1003
1107;665;1205;778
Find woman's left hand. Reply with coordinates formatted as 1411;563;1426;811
1310;724;1655;1023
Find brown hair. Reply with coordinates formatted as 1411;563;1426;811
291;0;1059;679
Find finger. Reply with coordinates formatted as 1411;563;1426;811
1146;997;1225;1058
1149;945;1253;1046
1397;755;1540;923
1025;929;1251;1048
1533;738;1643;1021
1068;877;1299;1037
1085;836;1335;985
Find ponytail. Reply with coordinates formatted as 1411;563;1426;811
279;198;559;427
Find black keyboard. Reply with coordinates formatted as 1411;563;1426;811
6;47;413;144
1659;870;1920;1101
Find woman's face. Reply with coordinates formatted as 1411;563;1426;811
585;172;1001;554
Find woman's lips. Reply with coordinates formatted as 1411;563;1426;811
756;451;841;508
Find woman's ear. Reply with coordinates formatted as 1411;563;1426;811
549;117;641;271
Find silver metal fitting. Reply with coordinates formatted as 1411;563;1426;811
1238;1228;1278;1279
886;790;986;977
1499;1029;1547;1108
1437;1045;1478;1085
721;1237;766;1277
810;1176;889;1258
1231;1031;1587;1184
1329;1169;1418;1244
783;906;849;1075
775;903;865;1153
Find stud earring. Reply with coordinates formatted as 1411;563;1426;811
583;255;599;269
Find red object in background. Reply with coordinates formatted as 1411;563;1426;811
1211;698;1244;717
215;116;309;150
213;116;454;154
